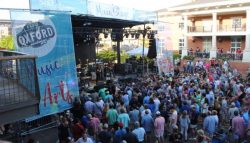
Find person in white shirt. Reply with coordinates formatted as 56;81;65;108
75;132;94;143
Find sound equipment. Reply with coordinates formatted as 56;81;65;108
147;38;157;59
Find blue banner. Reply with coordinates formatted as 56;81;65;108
29;0;87;14
29;0;157;22
11;11;79;120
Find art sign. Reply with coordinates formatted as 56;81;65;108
11;11;79;120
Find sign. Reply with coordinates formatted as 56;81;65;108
87;1;134;20
156;22;174;76
14;20;56;57
11;11;79;120
156;52;174;76
29;0;157;22
0;22;11;39
29;0;87;14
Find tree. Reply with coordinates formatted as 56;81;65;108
0;35;15;50
120;50;129;63
96;50;117;62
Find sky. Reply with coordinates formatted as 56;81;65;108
0;0;191;19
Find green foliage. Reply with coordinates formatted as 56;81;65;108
0;35;15;50
96;50;117;62
173;53;181;60
120;50;129;63
183;55;195;61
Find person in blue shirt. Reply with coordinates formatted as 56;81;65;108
141;110;154;143
243;109;250;124
203;111;218;138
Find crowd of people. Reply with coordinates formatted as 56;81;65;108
57;59;250;143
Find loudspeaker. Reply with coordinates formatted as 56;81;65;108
147;38;157;59
111;29;123;41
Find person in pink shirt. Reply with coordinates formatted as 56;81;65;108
232;111;245;142
89;114;101;135
154;111;165;143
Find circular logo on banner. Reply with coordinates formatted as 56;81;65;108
14;16;57;57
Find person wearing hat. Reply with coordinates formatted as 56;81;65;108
154;111;165;143
196;129;210;143
132;122;146;143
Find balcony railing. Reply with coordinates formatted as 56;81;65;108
188;25;246;33
0;53;39;107
188;26;212;33
216;53;243;61
218;25;246;32
188;51;210;58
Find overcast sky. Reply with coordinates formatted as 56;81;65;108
0;0;191;19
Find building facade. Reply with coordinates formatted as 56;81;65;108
159;0;250;62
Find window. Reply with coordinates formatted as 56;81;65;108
232;18;241;29
158;38;165;55
203;37;212;52
179;38;184;50
158;25;165;32
231;37;241;54
179;22;184;29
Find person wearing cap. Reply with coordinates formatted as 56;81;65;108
141;110;154;143
132;122;145;143
154;111;165;143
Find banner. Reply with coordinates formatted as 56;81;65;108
87;1;134;20
156;22;174;76
29;0;87;14
29;0;157;22
11;11;79;120
156;51;174;76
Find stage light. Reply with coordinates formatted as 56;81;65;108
135;33;140;39
93;32;99;39
104;32;109;38
131;33;135;38
124;32;129;38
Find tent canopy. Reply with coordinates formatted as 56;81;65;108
126;47;148;55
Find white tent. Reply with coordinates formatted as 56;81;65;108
126;47;148;55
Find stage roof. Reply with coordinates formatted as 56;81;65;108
71;15;151;29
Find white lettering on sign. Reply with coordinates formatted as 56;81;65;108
88;1;133;20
